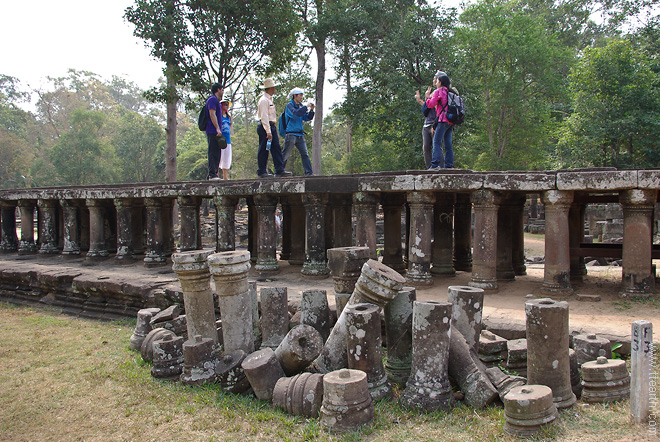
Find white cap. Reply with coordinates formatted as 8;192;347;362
288;87;304;99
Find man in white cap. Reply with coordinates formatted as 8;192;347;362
280;87;314;176
256;78;291;178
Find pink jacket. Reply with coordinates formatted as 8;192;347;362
426;86;452;125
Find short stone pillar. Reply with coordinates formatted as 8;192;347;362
541;190;574;296
17;200;37;254
178;196;202;252
151;335;185;380
400;301;454;411
214;195;238;252
215;349;250;394
330;194;353;248
511;195;527;276
630;320;654;423
273;372;324;418
85;199;109;260
171;250;218;345
581;356;630;403
180;335;218;386
60;200;81;256
248;281;261;346
129;308;161;351
282;195;305;265
569;202;586;281
448;325;499;409
346;303;392;401
0;202;18;253
144;197;174;266
275;324;323;376
279;197;292;261
141;328;176;363
253;194;279;272
312;259;405;373
300;289;331;342
260;287;289;349
320;369;375;433
620;189;657;297
384;286;415;386
327;246;370;316
453;193;473;272
431;193;456;276
406;191;435;286
353;192;379;259
448;285;484;353
302;193;329;277
241;347;286;401
208;250;254;353
573;333;612;366
469;189;499;290
503;385;558;437
37;199;59;254
525;298;576;409
381;193;406;273
114;198;141;262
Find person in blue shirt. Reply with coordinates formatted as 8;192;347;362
219;96;232;180
280;87;314;176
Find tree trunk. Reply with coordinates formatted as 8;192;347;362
312;41;326;175
344;45;352;154
165;64;178;226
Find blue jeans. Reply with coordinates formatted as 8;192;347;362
283;134;313;175
431;123;454;168
257;123;285;175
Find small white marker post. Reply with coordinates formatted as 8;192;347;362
630;320;653;424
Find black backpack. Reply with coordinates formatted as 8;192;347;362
198;100;209;131
445;90;466;125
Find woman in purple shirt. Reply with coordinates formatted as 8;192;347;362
425;71;454;170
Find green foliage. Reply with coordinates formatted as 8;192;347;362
557;38;660;168
111;108;165;182
177;127;208;181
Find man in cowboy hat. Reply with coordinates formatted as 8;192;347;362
256;77;291;178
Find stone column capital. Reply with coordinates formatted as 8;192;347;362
37;199;58;209
407;191;435;205
302;192;328;206
471;189;501;207
172;249;214;275
114;198;140;209
177;195;202;207
353;192;380;205
17;199;36;208
253;194;279;207
619;189;657;209
85;198;106;208
381;192;406;207
541;190;574;208
213;195;239;207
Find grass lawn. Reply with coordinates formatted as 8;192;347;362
0;303;654;442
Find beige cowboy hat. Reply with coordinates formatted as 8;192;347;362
260;78;280;89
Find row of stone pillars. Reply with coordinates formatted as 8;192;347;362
1;188;657;296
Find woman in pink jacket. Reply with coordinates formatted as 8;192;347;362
425;71;454;170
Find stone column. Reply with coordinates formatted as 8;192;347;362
302;193;329;277
253;194;279;272
260;287;289;349
346;303;392;401
496;196;516;281
320;369;375;432
285;194;305;265
114;198;139;262
178;195;202;252
431;192;456;276
327;246;370;316
469;190;499;290
620;189;657;297
353;192;379;259
511;195;527;276
312;259;405;373
400;301;454;411
208;250;254;353
85;199;109;260
541;190;574;296
330;194;353;248
448;285;484;353
214;195;238;252
300;289;331;342
246;197;256;262
144;197;173;266
17;200;37;254
406;191;435;286
384;286;415;386
279;196;292;261
568;202;586;281
381;193;406;273
37;199;59;254
0;201;18;253
630;320;654;423
60;200;81;256
525;298;576;409
171;250;218;345
453;193;473;272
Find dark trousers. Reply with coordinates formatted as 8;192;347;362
257;123;285;175
207;133;222;179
